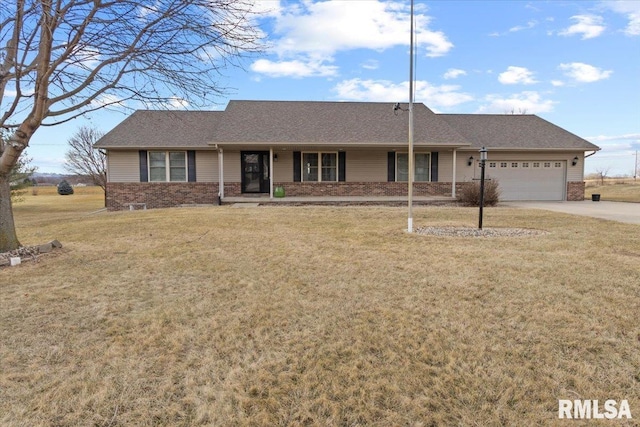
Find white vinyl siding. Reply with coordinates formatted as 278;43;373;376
106;150;140;182
223;151;241;182
196;151;218;182
345;151;387;182
437;151;453;182
273;151;293;182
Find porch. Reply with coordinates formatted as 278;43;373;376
221;195;456;206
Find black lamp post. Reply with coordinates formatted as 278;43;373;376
478;146;488;229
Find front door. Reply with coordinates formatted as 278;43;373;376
241;151;270;193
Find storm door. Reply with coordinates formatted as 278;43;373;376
241;151;270;193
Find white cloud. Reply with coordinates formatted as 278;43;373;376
269;1;452;58
443;68;466;80
476;91;556;114
586;133;640;142
603;0;640;36
71;48;101;70
249;0;282;18
559;15;605;39
251;0;453;78
498;66;538;85
361;60;379;70
250;58;338;78
332;78;473;109
509;20;538;33
90;94;125;108
559;62;612;83
167;97;189;109
551;80;565;87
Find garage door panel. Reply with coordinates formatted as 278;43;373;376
485;161;565;201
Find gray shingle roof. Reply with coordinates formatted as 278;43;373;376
94;110;223;148
95;101;600;151
211;100;468;145
439;114;600;150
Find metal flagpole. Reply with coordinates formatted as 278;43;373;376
407;0;415;233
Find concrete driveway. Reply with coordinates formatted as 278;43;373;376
503;201;640;225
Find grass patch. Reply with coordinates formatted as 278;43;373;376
585;179;640;203
2;190;639;425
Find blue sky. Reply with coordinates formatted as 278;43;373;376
27;0;640;176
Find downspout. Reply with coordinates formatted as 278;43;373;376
218;148;224;200
269;147;274;199
451;149;457;198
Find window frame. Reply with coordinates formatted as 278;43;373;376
395;152;431;182
301;151;339;182
148;151;187;182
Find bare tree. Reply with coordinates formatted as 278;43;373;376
1;130;36;203
0;0;264;251
505;108;528;115
594;166;611;185
64;126;106;193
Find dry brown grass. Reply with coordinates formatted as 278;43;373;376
2;188;639;426
585;179;640;203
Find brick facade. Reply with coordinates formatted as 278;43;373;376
106;183;219;210
107;181;582;210
106;181;467;210
566;181;585;201
273;182;462;197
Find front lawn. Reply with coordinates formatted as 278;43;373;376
2;190;639;425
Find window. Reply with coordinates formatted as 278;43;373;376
149;151;186;182
554;162;562;168
302;152;337;182
533;162;540;168
322;153;337;181
522;162;529;168
396;153;430;182
544;162;551;168
511;162;518;168
415;153;430;181
489;162;496;168
500;162;507;168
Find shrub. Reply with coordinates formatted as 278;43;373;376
457;179;500;206
57;180;74;195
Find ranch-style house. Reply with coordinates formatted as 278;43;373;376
94;100;600;210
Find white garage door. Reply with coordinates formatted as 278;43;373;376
485;160;566;201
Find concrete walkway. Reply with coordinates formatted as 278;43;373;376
503;201;640;225
222;195;454;205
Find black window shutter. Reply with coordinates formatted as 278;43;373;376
387;152;396;182
293;151;301;182
338;152;346;182
431;152;439;182
139;150;148;182
187;150;196;182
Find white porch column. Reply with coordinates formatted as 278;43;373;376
269;147;274;199
452;149;457;198
218;148;224;199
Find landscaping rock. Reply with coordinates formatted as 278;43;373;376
415;226;548;238
0;240;63;268
38;243;53;253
